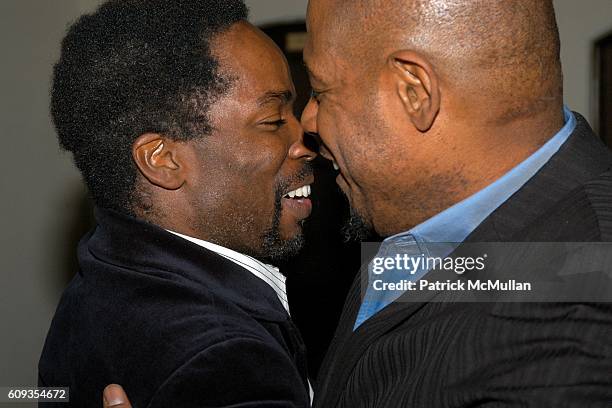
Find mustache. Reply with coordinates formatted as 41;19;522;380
278;162;315;196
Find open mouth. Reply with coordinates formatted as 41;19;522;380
325;156;341;177
281;184;313;221
283;185;312;199
320;147;349;195
328;158;349;192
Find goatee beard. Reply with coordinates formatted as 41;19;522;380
260;187;305;263
341;206;372;242
259;164;313;263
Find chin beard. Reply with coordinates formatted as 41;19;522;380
258;168;310;263
341;206;373;242
261;222;305;263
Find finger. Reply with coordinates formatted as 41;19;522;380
103;384;132;408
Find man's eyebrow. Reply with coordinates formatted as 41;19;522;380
257;90;295;107
303;61;324;85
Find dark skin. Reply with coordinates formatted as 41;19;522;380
302;0;564;237
103;0;567;404
133;21;315;258
100;22;315;407
103;385;131;408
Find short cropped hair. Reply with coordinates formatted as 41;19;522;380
51;0;248;214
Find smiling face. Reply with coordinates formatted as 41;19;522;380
301;2;420;237
180;22;316;260
301;0;458;238
300;48;381;238
302;0;567;239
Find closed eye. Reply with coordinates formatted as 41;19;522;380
261;119;288;129
310;89;322;103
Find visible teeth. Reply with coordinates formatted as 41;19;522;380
333;161;339;171
284;185;312;199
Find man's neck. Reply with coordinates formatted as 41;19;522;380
382;107;567;236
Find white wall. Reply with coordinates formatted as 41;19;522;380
1;0;611;392
554;0;612;121
0;0;312;392
0;0;91;394
74;0;309;24
245;0;307;25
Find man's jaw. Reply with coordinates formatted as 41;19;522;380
319;147;349;195
260;196;306;263
259;166;315;262
341;204;373;242
319;154;374;242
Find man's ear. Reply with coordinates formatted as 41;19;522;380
132;133;185;190
388;50;440;132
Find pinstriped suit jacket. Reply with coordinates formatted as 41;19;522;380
314;114;612;408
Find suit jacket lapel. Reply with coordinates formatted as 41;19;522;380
315;263;437;407
315;113;612;408
88;208;291;323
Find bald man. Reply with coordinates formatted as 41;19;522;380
102;1;612;406
301;0;612;406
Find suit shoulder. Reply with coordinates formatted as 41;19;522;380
517;168;612;241
583;169;612;239
147;337;310;408
39;272;287;407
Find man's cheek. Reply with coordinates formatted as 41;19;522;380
232;141;286;173
256;191;277;225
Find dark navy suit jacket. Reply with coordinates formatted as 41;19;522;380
39;209;310;407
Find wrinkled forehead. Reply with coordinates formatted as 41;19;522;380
305;0;342;50
304;0;349;79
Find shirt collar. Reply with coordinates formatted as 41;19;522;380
166;230;290;314
387;106;577;246
354;107;577;330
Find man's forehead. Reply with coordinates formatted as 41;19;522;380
304;22;353;85
304;5;339;67
303;37;329;84
305;0;356;55
214;22;292;92
307;0;344;18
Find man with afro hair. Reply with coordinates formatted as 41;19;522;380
39;1;316;406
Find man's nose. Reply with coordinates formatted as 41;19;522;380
301;97;318;135
288;119;317;162
300;98;336;162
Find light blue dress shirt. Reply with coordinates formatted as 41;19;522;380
354;107;577;330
